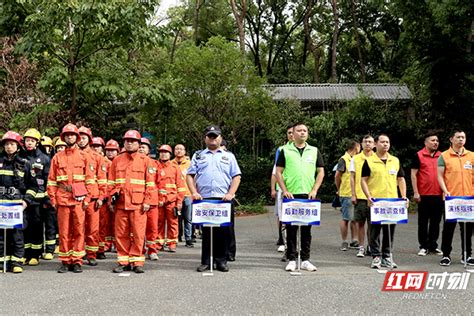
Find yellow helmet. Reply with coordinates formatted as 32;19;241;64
24;128;42;142
41;136;53;147
54;138;67;148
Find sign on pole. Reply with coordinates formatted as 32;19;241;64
280;198;321;225
445;196;474;222
370;198;408;224
0;203;24;229
192;200;232;226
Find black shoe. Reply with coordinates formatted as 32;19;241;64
227;255;235;262
178;237;183;242
72;264;82;273
113;265;130;273
192;238;197;243
133;266;145;273
97;252;106;260
197;264;210;272
185;241;194;248
87;258;98;266
57;263;69;273
216;263;229;272
276;239;284;246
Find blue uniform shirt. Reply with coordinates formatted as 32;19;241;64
187;148;241;199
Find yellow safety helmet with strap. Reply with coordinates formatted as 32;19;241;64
41;136;53;147
54;138;67;148
24;128;42;142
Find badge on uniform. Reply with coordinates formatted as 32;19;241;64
36;158;41;162
161;170;165;176
101;164;107;172
464;162;472;170
148;167;156;174
90;163;95;171
31;170;36;177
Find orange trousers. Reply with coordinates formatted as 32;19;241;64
145;206;158;254
84;201;100;258
98;203;110;253
115;208;146;267
157;203;178;250
57;204;85;265
106;210;115;249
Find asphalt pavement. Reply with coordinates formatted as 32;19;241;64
1;204;473;314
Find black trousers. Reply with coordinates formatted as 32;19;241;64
24;205;43;259
417;195;443;250
201;199;235;266
0;227;25;268
42;205;58;253
370;224;395;259
441;221;473;259
285;194;312;261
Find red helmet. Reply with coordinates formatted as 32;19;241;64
122;130;141;141
105;139;120;150
60;123;80;141
2;131;23;146
78;126;93;141
140;137;151;148
158;144;172;153
91;137;105;147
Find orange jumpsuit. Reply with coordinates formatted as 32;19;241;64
156;160;186;251
145;159;159;255
108;151;156;267
81;147;107;259
47;146;94;265
98;157;112;253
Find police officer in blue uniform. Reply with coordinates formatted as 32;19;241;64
187;125;241;272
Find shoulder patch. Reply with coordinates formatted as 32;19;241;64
148;167;156;174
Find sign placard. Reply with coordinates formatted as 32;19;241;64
280;198;321;225
0;203;24;229
192;200;231;226
370;198;408;224
445;196;474;222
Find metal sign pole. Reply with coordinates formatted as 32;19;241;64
3;228;6;274
290;224;302;276
202;224;217;277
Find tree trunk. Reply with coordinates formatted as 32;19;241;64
230;0;247;55
193;0;203;46
330;0;338;83
303;0;321;83
351;0;366;82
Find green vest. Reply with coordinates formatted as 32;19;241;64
282;143;318;194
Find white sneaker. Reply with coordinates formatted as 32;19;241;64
148;253;159;261
301;260;317;271
356;246;365;257
431;249;443;256
285;260;296;271
417;248;428;256
277;245;285;252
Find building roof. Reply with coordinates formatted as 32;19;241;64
265;84;412;101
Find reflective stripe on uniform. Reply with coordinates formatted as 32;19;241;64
44;240;56;246
17;171;25;177
130;179;145;185
115;178;126;184
73;175;86;180
177;188;187;192
0;199;23;203
117;256;129;262
107;180;115;185
31;244;43;250
0;170;14;176
35;192;45;199
24;243;32;249
85;179;96;184
158;190;167;194
129;256;145;262
0;256;12;262
165;184;177;188
72;251;86;257
85;246;99;251
11;256;23;262
97;179;107;184
26;189;36;197
47;181;57;187
56;175;68;181
146;182;156;187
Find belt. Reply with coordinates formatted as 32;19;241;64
0;187;20;196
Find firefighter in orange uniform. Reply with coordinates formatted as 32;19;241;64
77;127;107;266
139;138;160;260
108;130;157;273
90;137;111;259
47;124;94;273
156;145;186;253
104;139;120;251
